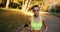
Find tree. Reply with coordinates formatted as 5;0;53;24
6;0;10;8
22;0;32;11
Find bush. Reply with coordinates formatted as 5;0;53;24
9;2;22;9
0;0;7;7
50;5;60;13
0;2;6;7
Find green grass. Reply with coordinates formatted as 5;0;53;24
49;12;60;17
0;8;29;32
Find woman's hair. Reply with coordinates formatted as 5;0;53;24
31;5;40;10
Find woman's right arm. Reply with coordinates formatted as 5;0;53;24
24;18;32;31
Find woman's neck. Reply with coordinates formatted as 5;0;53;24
34;15;39;18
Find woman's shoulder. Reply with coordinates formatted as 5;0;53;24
27;16;32;22
40;15;45;20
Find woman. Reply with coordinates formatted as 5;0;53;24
24;5;48;32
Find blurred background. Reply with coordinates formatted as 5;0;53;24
0;0;60;32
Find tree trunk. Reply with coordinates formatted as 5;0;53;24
6;0;9;8
26;0;32;11
22;0;32;11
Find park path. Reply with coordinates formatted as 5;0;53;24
16;12;60;32
42;12;60;32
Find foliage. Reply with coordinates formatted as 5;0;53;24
9;2;22;9
0;2;6;7
49;4;60;13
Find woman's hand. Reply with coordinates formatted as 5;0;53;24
29;28;32;32
44;30;47;32
44;27;48;32
25;27;32;32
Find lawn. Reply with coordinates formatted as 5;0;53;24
0;8;30;32
49;12;60;18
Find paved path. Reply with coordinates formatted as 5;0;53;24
43;13;60;32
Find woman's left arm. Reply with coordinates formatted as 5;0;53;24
42;17;48;32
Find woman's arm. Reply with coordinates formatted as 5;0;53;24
24;17;32;31
42;17;48;32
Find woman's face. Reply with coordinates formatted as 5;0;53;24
33;7;40;17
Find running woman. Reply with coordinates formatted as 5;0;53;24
24;5;48;32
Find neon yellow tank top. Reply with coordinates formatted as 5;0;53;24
30;16;43;30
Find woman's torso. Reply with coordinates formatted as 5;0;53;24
30;16;43;32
